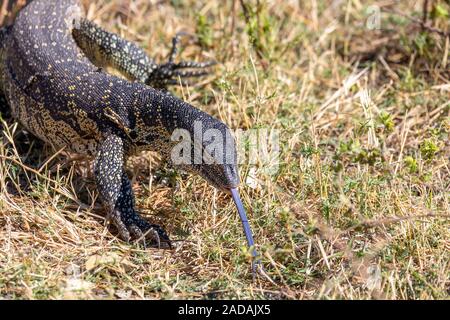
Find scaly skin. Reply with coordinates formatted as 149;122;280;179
0;0;239;247
72;18;215;89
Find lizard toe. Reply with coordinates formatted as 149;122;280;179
107;209;131;242
129;216;172;249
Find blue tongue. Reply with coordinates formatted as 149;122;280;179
230;188;260;277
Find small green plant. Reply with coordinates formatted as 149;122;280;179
420;139;440;160
404;156;418;173
431;3;449;19
413;33;430;56
196;14;213;48
377;111;395;133
241;1;274;59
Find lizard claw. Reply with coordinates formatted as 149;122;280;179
106;209;131;242
133;223;172;249
107;209;172;249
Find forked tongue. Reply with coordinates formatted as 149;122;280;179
230;188;261;278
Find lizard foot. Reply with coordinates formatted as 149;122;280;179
145;32;216;89
107;209;172;249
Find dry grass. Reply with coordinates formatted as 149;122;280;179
0;0;449;299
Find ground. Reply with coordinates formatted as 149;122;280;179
0;0;449;299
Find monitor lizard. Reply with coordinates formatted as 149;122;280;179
0;0;241;248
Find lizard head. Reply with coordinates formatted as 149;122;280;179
134;91;240;192
171;119;240;192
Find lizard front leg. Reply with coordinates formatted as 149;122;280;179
94;134;171;248
72;19;214;90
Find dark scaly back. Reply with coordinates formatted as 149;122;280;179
7;0;92;89
3;0;143;151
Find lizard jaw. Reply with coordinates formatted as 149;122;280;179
199;166;239;192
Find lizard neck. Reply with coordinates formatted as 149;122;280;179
137;89;224;142
144;90;211;134
134;88;237;165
